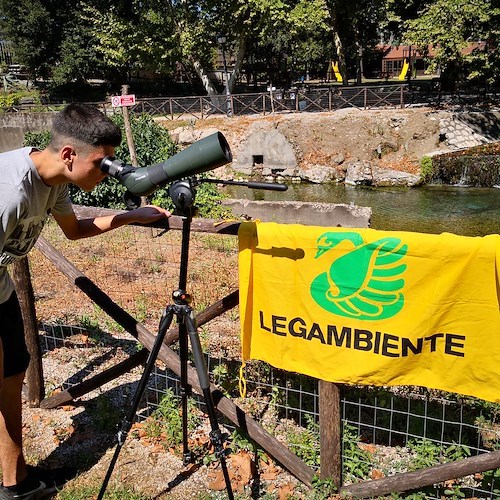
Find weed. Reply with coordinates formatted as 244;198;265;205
311;475;337;499
212;362;237;397
56;484;147;499
286;414;320;468
407;439;441;469
475;415;500;450
444;442;471;462
134;292;150;323
91;396;123;433
78;314;106;345
142;389;201;450
342;424;372;481
443;483;466;498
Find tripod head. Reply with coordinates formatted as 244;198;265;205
169;179;196;216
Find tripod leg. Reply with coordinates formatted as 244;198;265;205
97;308;175;500
179;321;192;464
183;310;234;500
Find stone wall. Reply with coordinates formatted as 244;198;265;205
223;199;372;227
0;113;53;152
439;111;500;150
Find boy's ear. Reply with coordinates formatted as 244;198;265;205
61;145;75;169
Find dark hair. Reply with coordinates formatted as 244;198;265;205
50;103;122;150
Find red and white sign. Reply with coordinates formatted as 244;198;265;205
111;94;136;107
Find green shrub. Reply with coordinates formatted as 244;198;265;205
420;156;434;183
24;130;51;149
0;92;21;108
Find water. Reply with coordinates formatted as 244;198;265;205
222;184;500;236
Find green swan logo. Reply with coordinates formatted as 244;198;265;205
310;232;407;320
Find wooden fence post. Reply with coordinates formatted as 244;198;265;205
11;257;44;406
121;84;138;167
319;380;342;488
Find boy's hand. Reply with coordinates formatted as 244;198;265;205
129;205;171;224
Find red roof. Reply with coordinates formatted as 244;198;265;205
377;42;486;60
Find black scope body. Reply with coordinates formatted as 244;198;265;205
100;131;232;197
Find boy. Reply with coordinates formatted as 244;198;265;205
0;103;171;498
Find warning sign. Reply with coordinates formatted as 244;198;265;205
111;94;136;107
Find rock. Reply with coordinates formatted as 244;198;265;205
332;153;345;165
372;166;421;186
345;161;373;185
301;165;343;183
344;161;420;186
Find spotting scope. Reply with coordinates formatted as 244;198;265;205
100;132;232;197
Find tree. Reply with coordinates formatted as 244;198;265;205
82;1;180;83
323;0;388;84
0;0;62;79
403;0;500;89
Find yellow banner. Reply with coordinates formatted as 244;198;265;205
238;222;500;402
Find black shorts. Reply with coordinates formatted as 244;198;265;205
0;291;31;377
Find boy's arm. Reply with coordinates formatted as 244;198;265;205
52;206;171;240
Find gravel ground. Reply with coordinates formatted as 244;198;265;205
21;332;308;499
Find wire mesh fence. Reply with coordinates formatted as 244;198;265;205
30;219;500;499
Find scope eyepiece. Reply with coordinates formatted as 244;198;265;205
100;156;127;177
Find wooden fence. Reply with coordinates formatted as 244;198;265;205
14;206;500;498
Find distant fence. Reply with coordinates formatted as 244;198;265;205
108;86;408;119
3;84;499;118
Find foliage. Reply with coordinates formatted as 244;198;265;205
81;1;179;81
23;130;51;149
403;0;500;89
481;467;500;498
0;92;20;107
0;0;65;80
142;389;201;448
407;439;441;469
286;414;321;468
111;112;179;166
342;423;372;481
2;0;499;91
419;155;434;183
311;475;338;499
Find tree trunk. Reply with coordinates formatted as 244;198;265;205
328;3;348;85
228;33;247;93
191;59;219;97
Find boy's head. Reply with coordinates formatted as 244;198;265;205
49;103;122;153
47;104;122;192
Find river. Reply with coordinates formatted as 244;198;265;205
223;184;500;237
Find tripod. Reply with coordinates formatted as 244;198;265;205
97;179;234;499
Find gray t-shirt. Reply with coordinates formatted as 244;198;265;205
0;147;73;303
